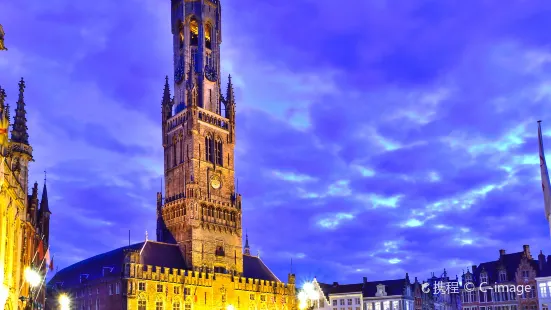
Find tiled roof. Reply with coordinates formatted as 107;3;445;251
48;242;281;290
243;254;280;282
48;242;144;288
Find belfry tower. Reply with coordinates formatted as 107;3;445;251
157;0;242;275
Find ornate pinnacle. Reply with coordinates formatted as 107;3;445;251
11;77;29;144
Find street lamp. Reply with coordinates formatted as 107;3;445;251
59;294;70;310
21;267;42;309
226;305;235;310
298;281;319;310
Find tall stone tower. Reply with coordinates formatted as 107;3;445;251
157;0;242;275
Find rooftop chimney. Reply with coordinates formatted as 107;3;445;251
363;277;367;284
539;250;546;272
523;245;532;259
499;249;506;256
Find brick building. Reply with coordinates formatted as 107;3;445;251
460;246;549;310
45;0;297;308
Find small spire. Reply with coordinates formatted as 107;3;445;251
145;230;149;241
11;77;29;145
226;74;235;103
244;231;250;255
257;250;260;258
40;172;51;214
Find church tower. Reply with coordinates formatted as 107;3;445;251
157;0;242;275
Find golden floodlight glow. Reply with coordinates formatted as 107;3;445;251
24;267;41;287
59;294;70;310
226;304;235;310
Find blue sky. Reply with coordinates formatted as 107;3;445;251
1;0;551;285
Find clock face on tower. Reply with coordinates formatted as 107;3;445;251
210;174;221;189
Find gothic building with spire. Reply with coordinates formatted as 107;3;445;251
46;0;297;309
0;78;52;310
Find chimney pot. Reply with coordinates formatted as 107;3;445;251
499;249;506;256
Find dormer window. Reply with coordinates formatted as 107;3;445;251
499;270;507;282
376;284;387;297
465;274;472;283
480;273;488;283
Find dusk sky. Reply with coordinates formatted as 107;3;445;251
1;0;551;285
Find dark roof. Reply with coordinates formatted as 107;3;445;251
363;279;409;297
466;251;543;285
48;242;145;288
243;254;280;282
317;278;409;299
48;242;281;289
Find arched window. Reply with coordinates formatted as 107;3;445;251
215;139;223;166
205;23;212;50
190;18;198;46
178;22;184;49
205;136;213;163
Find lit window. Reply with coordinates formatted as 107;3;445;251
190;19;198;46
156;301;163;310
205;24;212;49
138;299;146;310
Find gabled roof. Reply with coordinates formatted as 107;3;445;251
48;241;281;290
317;278;410;299
363;279;409;297
468;251;541;285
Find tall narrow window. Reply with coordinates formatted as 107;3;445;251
205;23;212;49
205;136;213;163
173;140;177;167
190;19;198;46
178;22;184;49
215;140;223;166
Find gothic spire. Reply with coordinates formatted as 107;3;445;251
244;232;250;255
11;77;29;144
162;75;171;104
40;171;51;214
226;74;234;104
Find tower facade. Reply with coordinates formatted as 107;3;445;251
157;0;242;275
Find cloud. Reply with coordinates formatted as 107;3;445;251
2;0;551;286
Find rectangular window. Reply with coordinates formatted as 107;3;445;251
115;282;120;294
383;301;390;310
156;301;163;310
250;294;255;300
261;295;266;302
356;298;361;305
341;299;345;306
184;288;191;296
333;300;337;306
108;284;113;295
393;301;399;310
139;282;146;291
349;299;353;305
138;300;146;310
375;303;381;310
157;284;163;292
367;303;373;310
174;286;180;294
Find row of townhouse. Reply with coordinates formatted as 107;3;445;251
304;272;460;310
302;245;551;310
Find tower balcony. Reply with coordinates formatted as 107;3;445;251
198;108;229;131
